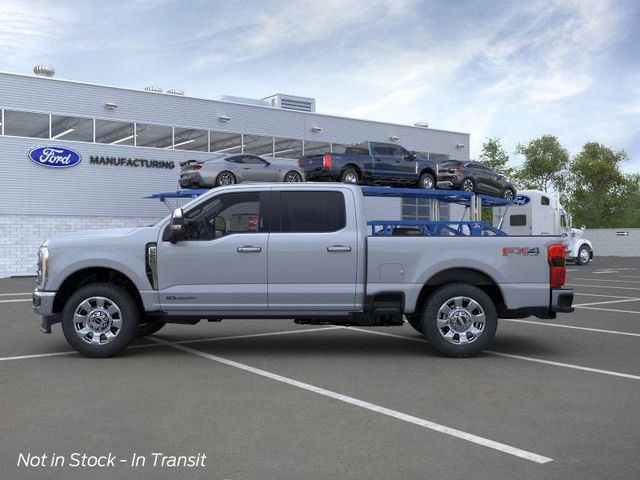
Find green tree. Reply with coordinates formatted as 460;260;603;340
515;135;569;192
478;137;515;177
566;142;633;228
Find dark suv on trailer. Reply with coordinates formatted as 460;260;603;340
437;160;516;199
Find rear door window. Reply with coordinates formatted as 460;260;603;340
277;191;346;233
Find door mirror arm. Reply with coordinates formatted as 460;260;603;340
169;208;186;244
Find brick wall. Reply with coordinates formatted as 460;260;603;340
0;215;161;277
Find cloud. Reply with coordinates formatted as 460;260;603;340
0;0;75;66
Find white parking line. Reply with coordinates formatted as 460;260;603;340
573;298;640;307
620;275;640;279
574;292;640;299
574;306;640;315
0;299;32;304
0;326;337;362
573;278;640;284
0;292;33;296
501;319;640;337
568;284;640;291
149;336;553;464
343;327;640;381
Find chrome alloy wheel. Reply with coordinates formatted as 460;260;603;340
462;179;474;192
436;296;485;345
503;188;515;200
73;297;123;345
421;175;434;189
285;171;302;182
579;247;590;264
218;172;235;185
343;172;358;184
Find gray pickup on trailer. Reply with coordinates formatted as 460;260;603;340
33;183;574;358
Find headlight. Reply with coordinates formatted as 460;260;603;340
37;246;49;289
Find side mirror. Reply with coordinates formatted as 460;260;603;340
169;208;185;244
581;225;586;231
405;152;416;161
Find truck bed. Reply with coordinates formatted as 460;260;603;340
366;235;559;314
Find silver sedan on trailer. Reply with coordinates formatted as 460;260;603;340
179;154;305;188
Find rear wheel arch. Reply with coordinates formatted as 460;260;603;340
414;268;505;315
342;163;363;178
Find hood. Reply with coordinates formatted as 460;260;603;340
44;226;160;249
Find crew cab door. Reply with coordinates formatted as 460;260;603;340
268;189;358;311
156;191;270;312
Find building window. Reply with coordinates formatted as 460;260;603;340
273;137;303;158
210;131;243;154
51;115;94;142
243;135;274;156
173;127;208;151
401;199;450;222
95;119;134;145
135;123;172;149
304;140;330;156
3;110;49;138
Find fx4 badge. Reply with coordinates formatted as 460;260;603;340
502;247;540;256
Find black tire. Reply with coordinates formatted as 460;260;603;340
61;283;139;358
462;178;475;192
418;172;435;190
420;283;497;357
137;320;167;337
576;245;590;265
215;171;236;186
406;315;423;333
341;167;360;184
284;171;303;182
502;187;515;200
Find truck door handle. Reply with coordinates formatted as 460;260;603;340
237;246;262;253
327;245;352;252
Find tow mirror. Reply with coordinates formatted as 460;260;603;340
405;152;416;161
169;208;185;244
581;224;586;231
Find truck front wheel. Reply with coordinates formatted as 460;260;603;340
61;283;139;358
576;245;591;265
421;283;497;357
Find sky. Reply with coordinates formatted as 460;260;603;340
1;0;639;171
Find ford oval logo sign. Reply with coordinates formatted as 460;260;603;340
513;195;530;206
28;146;82;168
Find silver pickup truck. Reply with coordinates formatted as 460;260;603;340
33;183;574;358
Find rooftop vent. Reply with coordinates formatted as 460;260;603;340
167;88;184;96
144;85;163;93
262;94;316;112
33;65;55;77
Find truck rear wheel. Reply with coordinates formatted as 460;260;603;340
406;315;423;333
341;167;359;184
61;283;139;358
421;283;497;357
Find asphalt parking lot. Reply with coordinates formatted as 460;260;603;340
1;257;639;480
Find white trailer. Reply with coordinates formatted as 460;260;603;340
493;189;594;265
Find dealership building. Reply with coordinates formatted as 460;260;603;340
0;69;470;277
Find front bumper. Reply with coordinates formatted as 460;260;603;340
33;290;59;334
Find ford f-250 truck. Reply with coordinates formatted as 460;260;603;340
299;141;439;189
33;183;574;358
